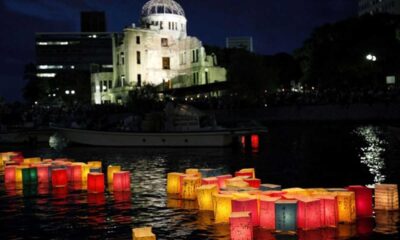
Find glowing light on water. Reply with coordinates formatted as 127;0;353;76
355;126;387;183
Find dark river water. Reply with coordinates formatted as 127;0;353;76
0;124;399;239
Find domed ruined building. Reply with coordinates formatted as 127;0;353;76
92;0;227;104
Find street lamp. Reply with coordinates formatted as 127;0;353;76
366;54;377;62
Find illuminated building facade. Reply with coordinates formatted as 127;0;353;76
92;0;227;104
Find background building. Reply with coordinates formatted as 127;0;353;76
91;0;227;105
226;36;254;52
81;11;107;32
358;0;400;16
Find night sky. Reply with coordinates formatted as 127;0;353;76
0;0;357;102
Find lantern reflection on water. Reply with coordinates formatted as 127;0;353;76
260;196;280;229
52;169;68;187
346;185;373;217
230;212;253;240
297;197;322;230
197;184;218;211
167;172;185;195
356;217;374;236
132;227;156;240
5;166;16;183
88;193;106;205
275;200;298;233
113;171;131;192
107;165;121;183
374;210;399;234
232;198;259;226
374;184;399;211
87;173;105;193
15;166;28;183
70;164;83;182
22;168;38;185
213;193;233;223
182;176;201;200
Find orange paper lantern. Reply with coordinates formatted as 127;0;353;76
374;184;399;211
167;172;185;195
213;193;233;223
132;227;156;240
196;184;218;211
182;176;201;200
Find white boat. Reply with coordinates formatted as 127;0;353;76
53;127;237;147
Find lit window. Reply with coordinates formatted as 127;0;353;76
37;41;69;46
36;73;56;78
38;65;63;70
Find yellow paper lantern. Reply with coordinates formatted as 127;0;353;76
107;165;121;183
167;172;185;195
182;176;201;200
132;227;156;240
306;188;328;195
238;168;256;178
15;166;29;183
81;164;90;182
226;177;250;189
197;184;218;211
88;161;102;169
283;188;309;196
213;193;233;223
336;191;356;223
185;168;200;177
375;184;399;211
24;157;41;164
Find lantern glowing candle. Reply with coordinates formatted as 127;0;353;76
213;193;233;223
107;165;121;183
297;197;322;230
22;168;38;185
232;198;260;226
5;166;16;183
15;166;28;183
217;174;232;189
230;212;253;240
374;184;399;211
132;227;156;240
346;185;373;218
87;173;105;193
260;184;281;191
167;172;185;195
259;196;280;229
52;169;68;187
244;178;261;188
197;184;218;211
275;200;298;233
336;191;356;223
113;171;131;192
182;176;201;200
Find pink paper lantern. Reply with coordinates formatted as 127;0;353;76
297;197;322;230
113;171;131;192
232;198;259;226
87;173;105;193
5;166;16;183
230;212;253;240
317;195;338;227
71;165;83;182
51;169;68;188
217;174;232;189
260;196;280;229
202;177;218;186
346;185;373;218
36;165;50;183
235;171;253;178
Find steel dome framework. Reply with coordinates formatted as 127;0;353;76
142;0;185;17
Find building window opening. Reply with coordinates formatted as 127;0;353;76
137;51;141;64
137;74;142;87
161;38;168;47
136;36;140;44
162;57;170;70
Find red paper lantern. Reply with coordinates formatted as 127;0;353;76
51;169;68;188
38;183;50;195
317;195;338;227
71;165;83;182
5;166;16;183
244;178;261;188
346;185;373;218
217;174;232;189
36;165;50;183
113;171;131;192
232;198;260;226
10;154;24;164
88;173;105;193
260;196;280;229
297;197;322;230
230;212;253;240
235;171;253;178
202;177;218;186
264;191;287;198
251;134;259;149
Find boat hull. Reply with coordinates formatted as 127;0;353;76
54;128;234;147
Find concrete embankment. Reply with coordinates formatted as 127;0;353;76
210;103;400;123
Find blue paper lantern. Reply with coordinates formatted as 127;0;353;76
275;200;298;232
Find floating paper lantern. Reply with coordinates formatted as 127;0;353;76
22;168;38;185
15;166;29;183
182;176;201;200
132;227;156;240
88;161;102;169
297;197;322;230
335;191;356;223
113;171;131;192
346;185;373;218
70;164;83;182
251;134;259;149
202;177;218;186
230;212;253;240
197;184;218;211
260;196;280;229
226;177;250;188
81;164;90;182
232;198;259;226
185;168;200;176
275;200;298;232
23;157;41;164
52;169;68;187
374;184;399;211
244;178;261;188
260;184;281;191
217;174;232;189
11;154;24;165
213;193;233;223
107;165;121;183
5;166;16;183
313;194;338;227
264;191;287;198
374;210;399;234
283;188;309;196
87;173;105;193
167;172;185;195
235;170;254;179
